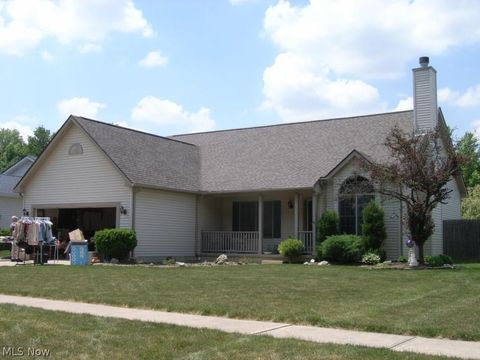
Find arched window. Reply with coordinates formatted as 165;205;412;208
338;176;374;235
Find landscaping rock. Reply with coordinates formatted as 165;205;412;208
304;261;309;265
317;260;329;266
215;254;228;265
310;259;315;263
110;258;119;264
176;261;186;267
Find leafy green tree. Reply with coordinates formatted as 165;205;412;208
361;201;386;252
462;185;480;219
27;126;54;156
456;132;480;188
0;129;26;171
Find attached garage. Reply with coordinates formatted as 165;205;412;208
15;115;200;260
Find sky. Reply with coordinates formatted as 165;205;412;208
0;0;479;141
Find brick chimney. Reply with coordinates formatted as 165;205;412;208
413;56;438;133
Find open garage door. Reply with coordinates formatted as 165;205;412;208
37;207;117;241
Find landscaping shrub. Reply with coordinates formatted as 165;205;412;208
0;228;11;236
361;201;386;252
397;255;408;263
277;238;304;263
425;254;453;267
321;235;364;263
316;211;339;244
362;252;381;265
94;229;137;261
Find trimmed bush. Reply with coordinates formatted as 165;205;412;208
425;254;453;267
361;201;386;252
316;211;339;244
397;255;408;263
362;252;381;265
0;228;11;236
278;238;304;263
94;229;137;261
321;235;364;263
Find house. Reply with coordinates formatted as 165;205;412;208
14;58;466;260
0;156;36;229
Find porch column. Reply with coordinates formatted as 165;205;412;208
258;195;263;254
294;193;299;238
312;190;318;255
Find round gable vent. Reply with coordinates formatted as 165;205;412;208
69;143;83;155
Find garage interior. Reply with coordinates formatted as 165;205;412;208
36;207;117;241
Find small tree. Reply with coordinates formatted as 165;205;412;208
361;201;386;252
316;211;339;243
366;125;466;265
462;185;480;219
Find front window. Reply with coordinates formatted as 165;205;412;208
232;201;258;231
338;176;374;235
263;200;281;238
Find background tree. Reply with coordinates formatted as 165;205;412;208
366;126;466;265
27;126;54;156
462;184;480;219
0;129;27;171
455;132;480;188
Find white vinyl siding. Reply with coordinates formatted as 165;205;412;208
134;188;196;258
0;196;22;228
22;123;132;229
413;67;438;133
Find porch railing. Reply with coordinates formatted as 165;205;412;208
201;231;259;254
298;231;314;254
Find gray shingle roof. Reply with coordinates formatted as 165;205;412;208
172;111;413;192
0;174;21;195
73;116;200;192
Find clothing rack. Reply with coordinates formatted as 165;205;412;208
13;216;55;265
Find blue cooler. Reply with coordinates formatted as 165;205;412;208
70;241;89;265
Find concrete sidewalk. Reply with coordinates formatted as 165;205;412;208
0;294;479;359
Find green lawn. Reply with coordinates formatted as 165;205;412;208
0;305;451;360
0;264;479;341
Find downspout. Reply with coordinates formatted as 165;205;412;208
130;185;136;258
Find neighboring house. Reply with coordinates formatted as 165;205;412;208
14;58;466;260
0;156;36;228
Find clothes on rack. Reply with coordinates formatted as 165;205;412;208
13;217;54;247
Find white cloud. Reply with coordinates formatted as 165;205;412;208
131;96;215;133
261;0;480;121
393;96;413;112
0;118;34;140
58;97;106;119
261;52;384;122
78;43;102;54
456;85;480;107
40;50;54;61
139;51;168;68
0;0;152;56
438;87;460;104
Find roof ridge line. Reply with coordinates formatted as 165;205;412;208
171;110;413;137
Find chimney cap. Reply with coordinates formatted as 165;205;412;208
419;56;429;67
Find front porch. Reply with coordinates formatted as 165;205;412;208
198;190;319;256
201;230;314;254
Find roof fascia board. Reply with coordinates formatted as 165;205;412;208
319;149;370;181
